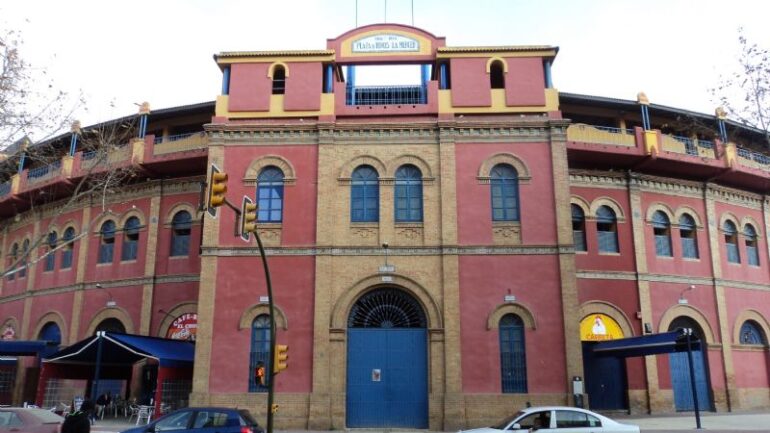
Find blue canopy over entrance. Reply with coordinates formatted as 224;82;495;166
43;332;194;367
0;340;59;358
592;329;701;358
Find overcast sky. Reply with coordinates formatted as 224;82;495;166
2;0;768;133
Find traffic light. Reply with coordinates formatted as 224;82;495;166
240;196;258;241
273;344;288;374
207;164;228;214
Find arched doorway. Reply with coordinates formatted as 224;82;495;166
668;317;714;411
94;318;126;334
346;288;428;428
580;313;628;410
37;322;62;346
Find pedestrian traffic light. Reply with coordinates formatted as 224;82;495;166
273;344;288;374
240;196;258;241
207;164;228;213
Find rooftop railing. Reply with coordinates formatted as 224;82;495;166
672;135;697;156
0;182;10;197
346;84;427;105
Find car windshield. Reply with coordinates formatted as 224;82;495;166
490;411;526;429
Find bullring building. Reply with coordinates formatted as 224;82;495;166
1;24;769;430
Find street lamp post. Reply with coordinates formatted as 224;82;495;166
251;227;277;433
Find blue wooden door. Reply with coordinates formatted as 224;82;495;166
583;343;627;410
346;329;428;428
670;349;713;411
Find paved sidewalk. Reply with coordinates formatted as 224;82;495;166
91;411;770;432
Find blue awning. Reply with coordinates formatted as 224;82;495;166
0;340;59;357
44;332;195;367
592;329;701;358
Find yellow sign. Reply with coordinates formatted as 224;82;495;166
580;314;623;341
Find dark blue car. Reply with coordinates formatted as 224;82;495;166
120;407;263;433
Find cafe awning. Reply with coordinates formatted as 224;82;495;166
44;332;194;367
0;340;59;357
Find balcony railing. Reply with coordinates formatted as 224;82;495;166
28;161;62;180
346;85;427;105
737;146;770;168
566;123;636;146
154;132;201;145
0;181;10;197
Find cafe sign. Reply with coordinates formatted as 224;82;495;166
166;313;197;341
352;34;420;53
580;313;624;341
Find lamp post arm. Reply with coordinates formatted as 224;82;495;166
253;228;276;433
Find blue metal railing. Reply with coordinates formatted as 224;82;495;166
0;182;10;197
737;147;752;159
696;140;714;149
346;85;427;105
28;161;61;179
82;150;98;160
594;126;634;135
154;132;202;145
752;151;770;165
672;135;697;156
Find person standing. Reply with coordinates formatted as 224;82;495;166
62;399;94;433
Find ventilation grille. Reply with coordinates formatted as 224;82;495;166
348;288;426;328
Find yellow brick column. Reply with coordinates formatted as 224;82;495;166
69;206;91;343
309;126;336;430
190;144;223;405
627;172;661;412
139;195;161;335
549;121;583;401
437;123;463;431
705;184;735;411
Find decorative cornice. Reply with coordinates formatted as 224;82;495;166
569;170;627;189
706;183;763;210
201;245;562;257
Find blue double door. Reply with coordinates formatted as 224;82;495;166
670;349;713;411
346;329;428;428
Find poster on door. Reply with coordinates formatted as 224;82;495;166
166;313;197;341
580;314;623;341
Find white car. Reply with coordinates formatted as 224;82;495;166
460;406;640;433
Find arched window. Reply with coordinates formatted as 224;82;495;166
20;239;28;278
490;60;505;89
45;231;57;271
170;211;192;257
94;318;125;334
724;220;740;264
257;167;284;223
571;204;586;252
490;164;520;222
272;65;286;95
37;322;62;346
121;217;141;261
596;206;619;253
679;214;699;259
351;165;379;223
249;314;271;392
98;220;116;264
395;165;423;222
61;227;76;269
499;314;527;393
739;320;766;345
652;211;672;257
744;224;759;266
8;243;18;281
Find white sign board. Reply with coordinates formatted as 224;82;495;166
352;34;420;53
